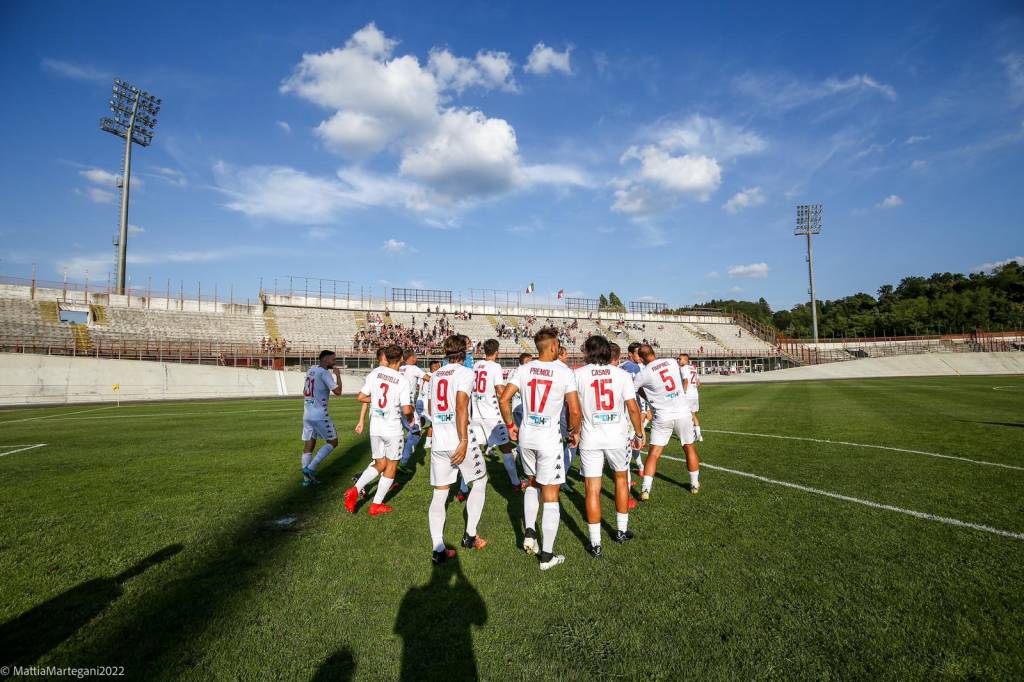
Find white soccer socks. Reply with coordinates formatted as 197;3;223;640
309;443;333;470
541;502;560;554
428;489;448;552
502;453;521;487
301;452;312;469
588;522;601;547
354;464;380;493
523;486;540;531
617;512;629;533
689;470;700;488
642;475;654;493
373;476;394;504
465;478;487;537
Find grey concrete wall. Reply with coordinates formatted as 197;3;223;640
701;352;1024;384
0;354;364;405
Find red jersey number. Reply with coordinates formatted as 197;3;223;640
526;378;553;413
590;378;614;410
658;367;676;392
436;379;449;412
377;383;389;408
474;371;487;394
303;376;315;397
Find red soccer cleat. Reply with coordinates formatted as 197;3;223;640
628;498;638;510
456;491;468;503
344;487;359;514
369;503;394;516
518;481;529;491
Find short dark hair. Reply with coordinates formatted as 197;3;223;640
638;344;656;362
429;360;441;369
383;345;403;363
483;338;500;356
376;348;386;361
534;327;559;353
609;342;621;362
443;334;467;363
583;335;611;365
627;342;642;354
318;350;335;360
518;352;533;365
403;349;417;361
679;353;690;363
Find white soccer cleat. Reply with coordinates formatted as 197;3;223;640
522;533;539;555
539;553;566;571
640;489;650;501
690;485;700;495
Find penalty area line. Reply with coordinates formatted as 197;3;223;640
0;443;48;458
661;455;1024;541
705;428;1024;472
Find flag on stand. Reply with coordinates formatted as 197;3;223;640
557;289;564;299
525;282;535;294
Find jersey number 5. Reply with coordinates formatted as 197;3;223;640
658;367;676;391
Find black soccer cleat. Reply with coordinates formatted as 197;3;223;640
586;543;603;558
431;547;456;565
612;530;635;544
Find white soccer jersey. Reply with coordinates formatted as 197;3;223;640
633;357;689;421
508;360;577;450
399;364;426;401
574;364;636;450
471;359;505;422
429;363;474;452
359;367;412;437
302;366;338;418
683;363;699;399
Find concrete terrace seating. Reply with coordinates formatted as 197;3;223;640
93;306;267;344
0;298;74;344
271;306;358;349
696;322;777;353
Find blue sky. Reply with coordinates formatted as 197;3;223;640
1;1;1022;309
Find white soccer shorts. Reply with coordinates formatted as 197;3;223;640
430;441;486;487
686;397;699;414
649;415;696;447
579;447;629;478
519;446;565;486
471;418;510;448
370;434;403;461
301;415;337;441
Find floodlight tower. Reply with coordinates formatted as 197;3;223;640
100;79;161;295
795;204;822;342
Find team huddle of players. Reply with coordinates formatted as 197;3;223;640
298;327;702;571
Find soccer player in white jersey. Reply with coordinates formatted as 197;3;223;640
609;342;638;509
472;339;524;490
616;342;649;484
422;359;441;450
345;344;415;516
300;350;343;486
427;335;489;565
398;350;431;473
633;344;700;498
678;353;703;442
499;327;581;571
556;345;577;490
575;335;646;557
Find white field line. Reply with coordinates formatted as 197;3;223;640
0;407;298;426
993;385;1024;392
705;428;1024;472
661;455;1024;541
0;406;118;425
0;443;48;458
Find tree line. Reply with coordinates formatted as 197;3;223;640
679;262;1024;339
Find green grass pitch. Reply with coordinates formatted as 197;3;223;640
1;375;1022;680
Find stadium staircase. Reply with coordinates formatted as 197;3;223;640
696;323;735;353
354;311;367;332
263;308;281;341
382;311;394;325
501;316;533;352
89;304;108;325
38;301;59;323
72;324;93;353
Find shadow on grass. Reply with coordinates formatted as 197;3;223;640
395;554;486;681
43;440;372;674
311;647;356;681
954;420;1024;429
0;544;183;668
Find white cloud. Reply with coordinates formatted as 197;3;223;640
80;168;119;185
877;194;904;209
76;187;115;204
150;166;188;187
905;135;930;145
727;286;745;295
276;121;291;134
723;187;766;213
307;226;335;240
278;23;582;205
910;159;928;171
620;146;720;198
127;224;145;234
705;271;720;279
727;263;769;278
1002;53;1024;103
970;256;1023;273
41;58;110;82
55;246;282;279
382;238;414;254
524;43;572;75
645;115;767;160
853;143;884;160
734;72;897;111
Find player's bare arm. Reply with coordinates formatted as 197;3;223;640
332;368;343;396
565;390;582;447
451;390;470;465
354;402;368;434
498;383;519;441
626;398;645;449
